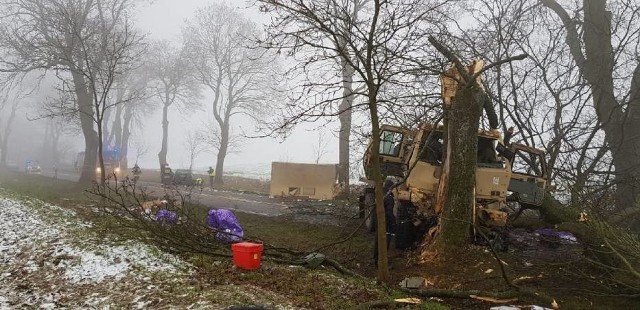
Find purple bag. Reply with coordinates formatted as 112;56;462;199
206;209;244;243
156;209;178;224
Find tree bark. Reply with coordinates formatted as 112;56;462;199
158;99;170;169
121;104;133;169
214;118;229;186
0;101;18;167
439;86;482;250
542;0;640;228
338;59;355;196
368;86;390;282
73;70;99;183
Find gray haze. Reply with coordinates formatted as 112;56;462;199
0;0;343;179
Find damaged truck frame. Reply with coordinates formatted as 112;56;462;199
361;123;548;249
360;60;549;249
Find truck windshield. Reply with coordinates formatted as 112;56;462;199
379;130;403;157
512;150;543;176
418;131;443;164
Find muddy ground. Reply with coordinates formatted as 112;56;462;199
0;170;638;309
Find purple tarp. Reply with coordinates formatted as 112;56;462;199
156;209;178;224
206;209;244;243
534;228;578;243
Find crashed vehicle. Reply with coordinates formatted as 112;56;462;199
361;60;548;249
361;123;548;248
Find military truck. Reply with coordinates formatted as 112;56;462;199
361;123;548;248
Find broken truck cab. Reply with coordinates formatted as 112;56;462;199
361;123;548;248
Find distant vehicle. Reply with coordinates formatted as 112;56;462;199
96;162;123;178
75;149;124;179
161;164;173;185
172;169;194;186
25;160;41;174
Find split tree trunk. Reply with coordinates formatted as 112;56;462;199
437;86;483;250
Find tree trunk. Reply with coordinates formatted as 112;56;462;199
338;59;355;197
97;116;106;184
214;121;229;186
73;71;98;183
363;82;390;282
581;0;640;217
121;104;133;169
438;86;483;250
112;104;123;150
543;0;640;228
42;121;51;166
158;102;170;169
51;123;60;166
0;101;17;167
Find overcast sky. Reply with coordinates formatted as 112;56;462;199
133;0;342;175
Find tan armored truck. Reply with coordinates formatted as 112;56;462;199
361;124;548;249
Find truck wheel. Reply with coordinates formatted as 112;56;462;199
395;201;416;250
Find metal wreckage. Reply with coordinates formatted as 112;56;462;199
360;60;549;250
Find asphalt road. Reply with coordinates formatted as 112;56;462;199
141;184;291;216
34;168;291;217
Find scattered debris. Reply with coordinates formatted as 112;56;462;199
399;277;428;289
393;297;421;304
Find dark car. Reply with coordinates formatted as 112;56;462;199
173;169;194;186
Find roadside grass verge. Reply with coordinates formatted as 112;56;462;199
0;170;445;309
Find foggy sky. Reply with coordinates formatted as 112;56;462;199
1;0;346;178
134;0;343;174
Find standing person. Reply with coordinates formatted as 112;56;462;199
132;164;142;184
195;177;204;192
54;165;58;179
373;179;396;265
208;166;215;187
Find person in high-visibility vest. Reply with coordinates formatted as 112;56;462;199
195;177;204;192
208;166;215;187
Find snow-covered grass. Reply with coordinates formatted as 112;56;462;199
0;193;196;308
0;187;307;309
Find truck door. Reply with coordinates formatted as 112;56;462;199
505;144;548;208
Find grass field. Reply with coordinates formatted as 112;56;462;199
1;169;638;309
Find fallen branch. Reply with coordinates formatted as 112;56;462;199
323;257;367;279
400;287;554;306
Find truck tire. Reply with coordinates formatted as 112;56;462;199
395;200;416;250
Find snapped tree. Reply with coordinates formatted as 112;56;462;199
257;0;451;283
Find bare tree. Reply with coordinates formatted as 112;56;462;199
183;130;208;171
313;130;330;164
538;0;640;229
107;69;152;170
131;138;148;165
146;40;201;171
257;0;451;282
184;3;280;186
0;0;143;183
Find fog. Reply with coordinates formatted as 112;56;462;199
0;0;346;179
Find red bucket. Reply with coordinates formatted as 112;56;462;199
231;242;263;270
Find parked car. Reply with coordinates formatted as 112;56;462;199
173;169;194;186
25;160;41;174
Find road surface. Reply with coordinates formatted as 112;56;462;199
35;168;292;217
